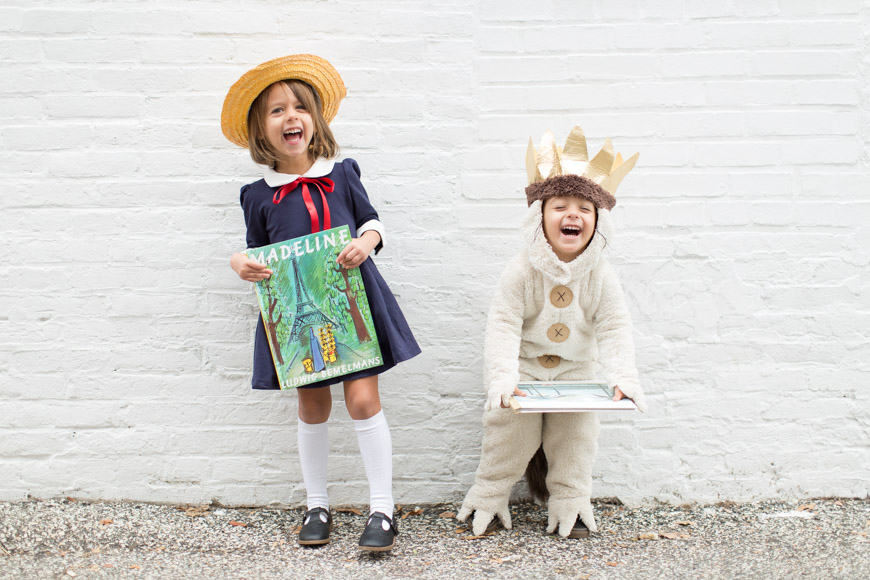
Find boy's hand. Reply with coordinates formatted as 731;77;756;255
486;385;518;411
613;384;647;412
486;386;525;410
337;231;380;269
500;386;526;408
231;252;272;282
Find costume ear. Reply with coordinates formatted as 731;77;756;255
595;208;615;241
521;199;548;247
522;200;544;232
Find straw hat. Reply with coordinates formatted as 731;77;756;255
221;54;346;148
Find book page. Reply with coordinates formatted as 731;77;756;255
510;381;637;413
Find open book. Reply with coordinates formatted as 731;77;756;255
509;381;637;413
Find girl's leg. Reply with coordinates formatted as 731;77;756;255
298;385;333;423
343;374;381;420
344;375;392;516
297;386;333;510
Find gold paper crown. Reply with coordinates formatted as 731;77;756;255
525;126;639;208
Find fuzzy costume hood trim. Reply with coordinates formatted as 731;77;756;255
522;200;615;286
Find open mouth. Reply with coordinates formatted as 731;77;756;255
560;225;581;238
283;128;303;144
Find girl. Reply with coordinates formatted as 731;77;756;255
457;126;647;539
222;54;420;552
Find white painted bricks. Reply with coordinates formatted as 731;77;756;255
1;0;868;507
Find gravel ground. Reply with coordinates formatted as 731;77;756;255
1;497;867;580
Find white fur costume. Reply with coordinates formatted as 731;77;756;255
458;200;646;537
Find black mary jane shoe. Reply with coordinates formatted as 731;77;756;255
298;507;332;546
358;512;399;552
567;517;590;539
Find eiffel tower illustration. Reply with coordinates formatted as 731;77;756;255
288;257;342;343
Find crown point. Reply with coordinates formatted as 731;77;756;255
612;152;624;171
526;137;541;184
536;132;558;180
548;141;562;178
524;124;638;198
587;137;615;185
601;151;639;196
539;130;556;149
563;125;589;163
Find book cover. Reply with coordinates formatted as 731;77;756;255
509;381;637;413
246;226;382;389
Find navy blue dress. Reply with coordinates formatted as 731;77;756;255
241;158;421;390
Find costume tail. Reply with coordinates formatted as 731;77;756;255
525;445;549;502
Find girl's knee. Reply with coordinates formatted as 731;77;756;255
298;387;332;423
344;394;381;420
343;377;381;420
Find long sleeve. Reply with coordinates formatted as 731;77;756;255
240;184;269;249
482;254;529;410
592;263;647;411
342;159;384;254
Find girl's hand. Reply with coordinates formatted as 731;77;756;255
231;252;272;282
500;386;526;408
337;231;380;269
612;386;628;402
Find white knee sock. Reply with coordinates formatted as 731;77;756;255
297;419;329;511
353;410;393;517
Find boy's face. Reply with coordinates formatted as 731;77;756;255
542;196;597;263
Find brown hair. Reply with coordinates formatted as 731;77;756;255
246;80;339;167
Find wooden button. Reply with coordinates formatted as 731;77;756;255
547;323;570;343
550;285;573;308
538;354;561;368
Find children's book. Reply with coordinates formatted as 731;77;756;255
246;225;382;389
509;381;637;413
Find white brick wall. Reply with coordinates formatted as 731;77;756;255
1;0;868;507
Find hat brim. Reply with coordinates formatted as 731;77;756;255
221;54;346;149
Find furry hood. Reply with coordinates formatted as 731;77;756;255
522;200;615;285
525;174;616;211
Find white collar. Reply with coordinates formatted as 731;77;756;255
264;158;336;187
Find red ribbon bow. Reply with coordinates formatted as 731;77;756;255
273;176;335;233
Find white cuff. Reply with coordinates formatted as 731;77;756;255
357;219;385;254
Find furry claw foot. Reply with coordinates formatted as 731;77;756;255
547;497;597;537
471;510;496;536
546;514;572;537
567;517;590;539
470;510;502;535
458;494;512;534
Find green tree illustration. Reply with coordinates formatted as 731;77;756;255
350;275;372;322
261;275;286;364
323;249;371;343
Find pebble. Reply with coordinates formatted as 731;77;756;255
1;498;867;579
